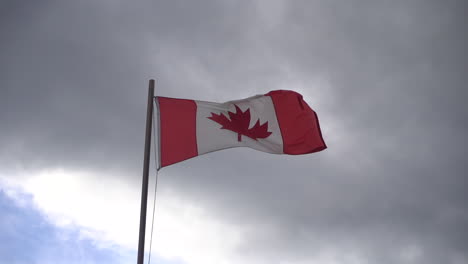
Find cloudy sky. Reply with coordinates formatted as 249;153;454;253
1;0;467;263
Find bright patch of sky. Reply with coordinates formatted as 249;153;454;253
0;170;243;264
0;186;134;264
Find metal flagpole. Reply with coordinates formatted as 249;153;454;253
137;79;155;264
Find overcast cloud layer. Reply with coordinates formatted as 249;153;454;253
1;1;467;264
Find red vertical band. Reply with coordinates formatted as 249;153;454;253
266;90;327;154
157;97;198;167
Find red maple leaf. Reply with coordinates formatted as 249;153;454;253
208;105;272;142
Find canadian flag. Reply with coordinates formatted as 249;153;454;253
155;90;326;168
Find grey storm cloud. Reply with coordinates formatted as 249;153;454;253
1;0;467;263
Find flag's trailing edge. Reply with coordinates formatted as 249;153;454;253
155;90;326;168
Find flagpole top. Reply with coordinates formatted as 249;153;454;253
149;79;155;92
